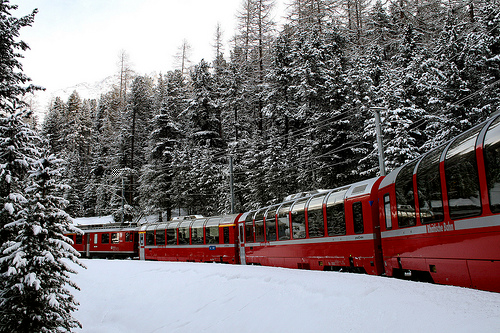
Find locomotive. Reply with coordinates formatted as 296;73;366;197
68;115;500;293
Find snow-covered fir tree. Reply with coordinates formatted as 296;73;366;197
0;154;84;332
180;60;228;215
139;73;184;221
42;0;500;217
1;1;84;332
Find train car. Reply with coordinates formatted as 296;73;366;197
68;224;139;259
237;177;385;275
66;232;85;254
138;214;241;264
378;115;500;292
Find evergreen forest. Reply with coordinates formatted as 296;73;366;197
40;0;500;221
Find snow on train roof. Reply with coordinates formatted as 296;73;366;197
72;215;115;226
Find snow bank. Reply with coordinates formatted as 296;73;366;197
72;260;500;333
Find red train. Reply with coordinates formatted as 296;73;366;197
69;115;500;293
66;223;138;259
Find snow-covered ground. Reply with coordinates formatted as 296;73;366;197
72;259;500;333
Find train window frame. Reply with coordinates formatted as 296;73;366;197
325;190;346;236
205;217;220;244
125;232;133;242
416;147;445;224
166;222;178;245
395;161;417;228
155;224;167;246
191;219;205;245
101;233;110;244
307;194;327;238
277;203;292;240
384;194;392;230
254;209;266;242
352;201;364;234
245;212;255;243
145;226;155;246
178;220;192;245
483;116;500;213
291;198;308;239
265;205;279;242
444;125;483;220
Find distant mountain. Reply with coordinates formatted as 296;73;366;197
29;75;118;122
51;75;118;102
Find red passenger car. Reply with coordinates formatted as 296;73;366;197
68;224;138;259
237;177;385;275
378;115;500;292
139;214;241;264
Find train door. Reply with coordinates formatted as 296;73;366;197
238;218;246;265
86;234;90;257
139;232;145;260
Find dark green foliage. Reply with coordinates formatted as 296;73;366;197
44;0;500;217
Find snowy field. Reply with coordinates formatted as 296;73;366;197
72;259;500;333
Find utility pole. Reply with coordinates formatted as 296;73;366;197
229;155;235;214
371;107;386;177
121;176;125;224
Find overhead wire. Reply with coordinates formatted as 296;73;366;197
124;3;500;208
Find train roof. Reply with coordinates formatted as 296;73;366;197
379;113;500;189
243;177;382;218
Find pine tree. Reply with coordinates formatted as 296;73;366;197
180;60;228;215
41;97;66;154
0;1;40;108
0;2;83;332
0;155;84;332
123;76;154;209
139;73;184;221
0;107;40;252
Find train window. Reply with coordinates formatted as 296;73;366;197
291;199;308;239
277;203;291;240
353;202;364;234
111;233;119;244
307;195;326;238
155;229;165;246
178;221;192;245
245;213;254;243
205;218;220;244
265;206;278;242
94;234;98;244
75;234;83;244
145;230;155;246
417;147;445;224
384;195;392;229
395;161;417;228
125;232;133;242
254;209;265;242
483;116;500;213
166;228;177;245
178;227;190;245
206;227;219;244
101;233;110;244
445;126;482;220
223;227;230;244
191;227;203;245
326;190;346;236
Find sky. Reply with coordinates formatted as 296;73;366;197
12;0;286;103
73;259;500;332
